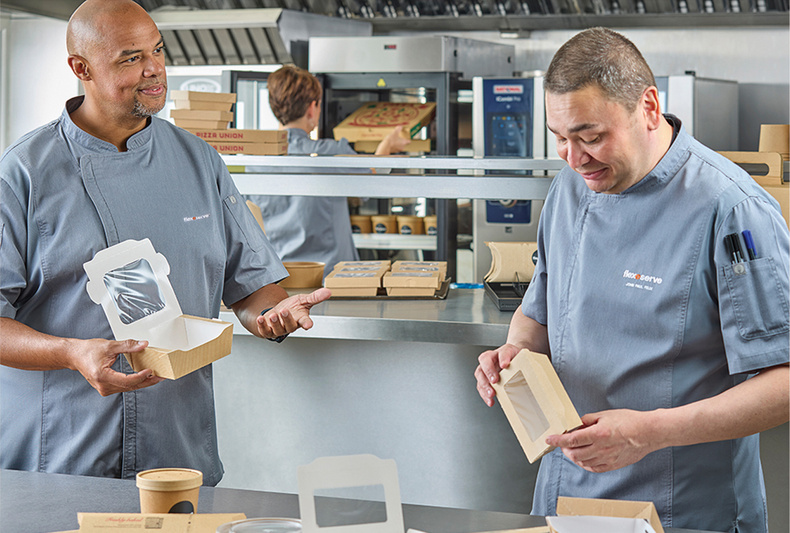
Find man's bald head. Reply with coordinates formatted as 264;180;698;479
67;0;151;58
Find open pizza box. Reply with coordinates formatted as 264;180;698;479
84;238;233;380
553;497;664;533
493;350;583;463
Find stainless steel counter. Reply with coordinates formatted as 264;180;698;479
219;287;512;346
0;469;715;533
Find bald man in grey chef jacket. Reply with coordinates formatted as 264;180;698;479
0;0;329;485
475;28;789;532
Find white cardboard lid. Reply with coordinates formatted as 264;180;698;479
84;239;182;341
297;454;404;533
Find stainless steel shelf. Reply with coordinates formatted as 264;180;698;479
224;155;565;200
219;287;511;345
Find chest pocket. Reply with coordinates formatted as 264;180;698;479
723;257;789;339
224;194;266;252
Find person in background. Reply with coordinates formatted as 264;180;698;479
0;0;329;485
475;28;789;532
247;65;411;275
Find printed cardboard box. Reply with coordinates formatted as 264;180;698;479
77;513;245;533
383;271;443;297
493;350;582;463
84;239;233;380
556;497;664;533
188;129;288;144
333;260;391;271
333;102;436;143
209;142;287;156
170;90;237;104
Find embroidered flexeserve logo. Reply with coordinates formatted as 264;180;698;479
623;269;663;291
184;213;210;222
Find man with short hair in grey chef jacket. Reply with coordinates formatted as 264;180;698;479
475;28;789;532
0;0;329;484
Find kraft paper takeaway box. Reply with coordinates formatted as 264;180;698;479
84;239;233;380
493;349;583;463
556;497;664;533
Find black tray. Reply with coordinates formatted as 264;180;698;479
484;281;527;311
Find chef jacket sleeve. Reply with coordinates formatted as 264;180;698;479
716;194;790;374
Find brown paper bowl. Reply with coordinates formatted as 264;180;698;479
279;261;326;289
371;215;397;234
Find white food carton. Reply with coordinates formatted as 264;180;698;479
84;238;233;379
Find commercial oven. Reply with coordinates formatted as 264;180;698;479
308;35;516;281
472;74;547;282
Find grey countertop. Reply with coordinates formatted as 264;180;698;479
0;469;716;533
220;288;513;346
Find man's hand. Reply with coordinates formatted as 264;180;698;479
474;343;522;407
70;338;164;397
256;287;331;339
546;409;658;473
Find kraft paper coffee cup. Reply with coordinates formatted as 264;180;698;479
137;468;202;514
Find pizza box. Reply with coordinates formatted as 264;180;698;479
170;90;237;104
333;102;436;143
383;271;443;297
209;142;287;155
173;99;234;112
492;349;583;463
170;109;233;122
352;139;432;154
83;239;233;380
188;128;288;144
174;119;230;130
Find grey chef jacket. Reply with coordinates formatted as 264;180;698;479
247;128;359;276
0;96;287;484
522;117;789;532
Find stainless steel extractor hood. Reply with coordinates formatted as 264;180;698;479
150;7;371;67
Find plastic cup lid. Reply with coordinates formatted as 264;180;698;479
136;468;203;491
216;518;302;533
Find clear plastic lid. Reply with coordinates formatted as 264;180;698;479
217;518;302;533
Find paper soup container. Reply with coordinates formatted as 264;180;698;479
279;262;326;289
137;468;202;514
397;215;424;235
371;215;397;234
350;215;372;234
424;215;438;236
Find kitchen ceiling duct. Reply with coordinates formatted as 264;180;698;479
150;8;292;66
149;7;371;67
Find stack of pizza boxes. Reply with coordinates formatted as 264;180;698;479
382;261;447;297
171;90;288;155
323;261;391;297
170;90;235;130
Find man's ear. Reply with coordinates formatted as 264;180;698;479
641;86;662;130
68;55;91;81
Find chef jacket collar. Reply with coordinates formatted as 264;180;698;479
61;95;153;153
